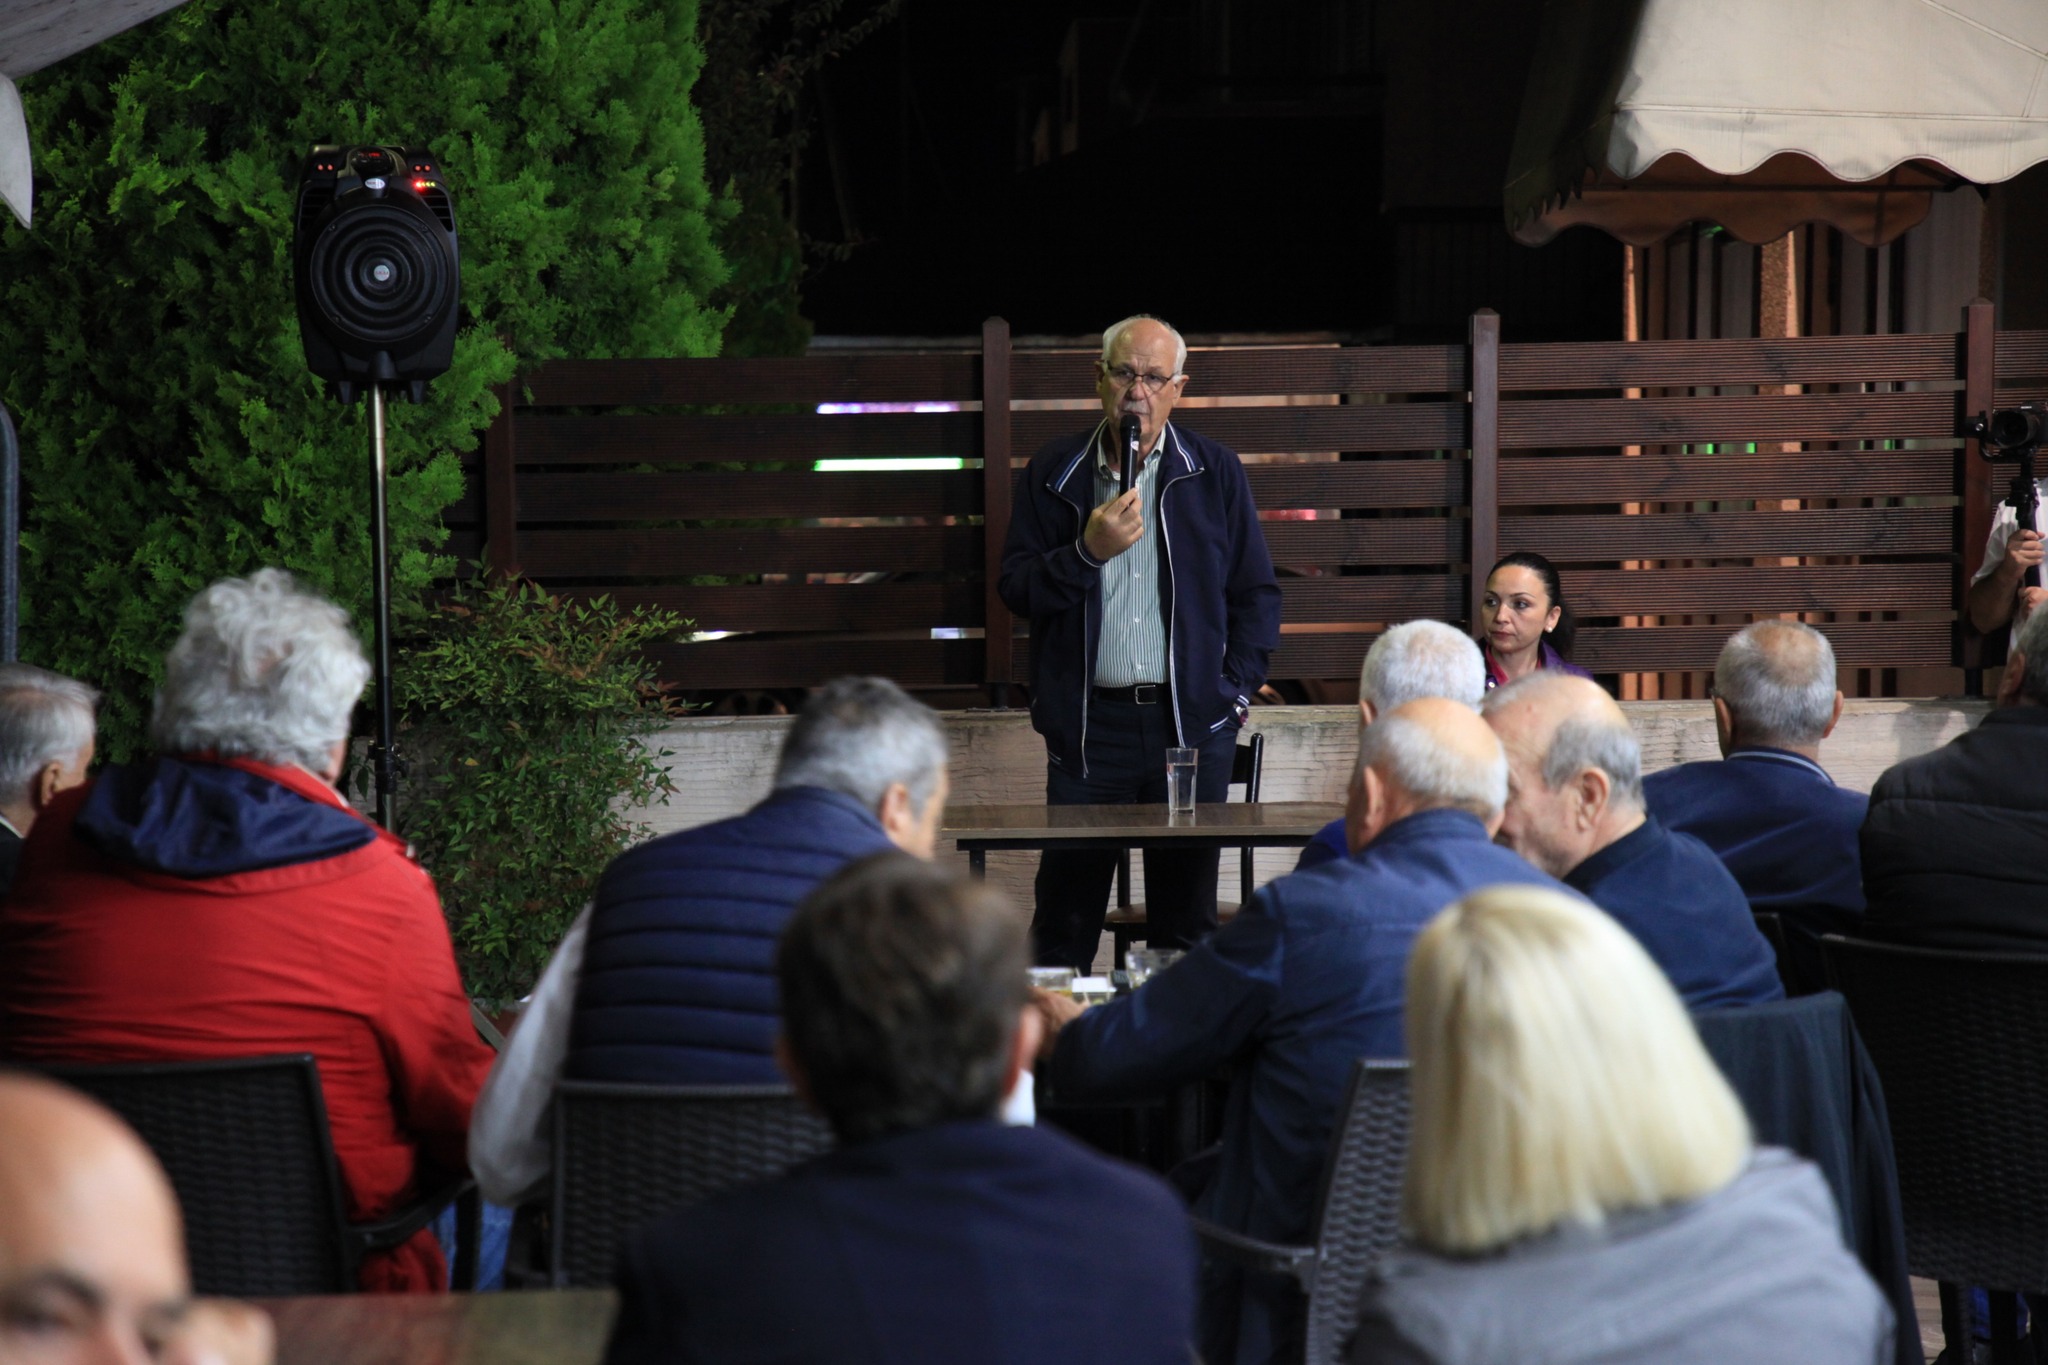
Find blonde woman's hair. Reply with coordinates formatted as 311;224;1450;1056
1402;885;1752;1254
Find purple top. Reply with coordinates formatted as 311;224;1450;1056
1483;637;1593;689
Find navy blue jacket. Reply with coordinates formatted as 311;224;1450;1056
1044;808;1567;1365
567;786;895;1083
997;422;1281;773
1645;748;1868;990
604;1120;1198;1365
1295;816;1347;871
1563;816;1785;1010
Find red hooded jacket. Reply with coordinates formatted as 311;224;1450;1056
0;754;494;1292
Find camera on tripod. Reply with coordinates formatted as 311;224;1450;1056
1969;404;2046;459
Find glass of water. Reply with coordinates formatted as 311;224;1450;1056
1127;946;1185;988
1027;966;1075;996
1166;747;1199;817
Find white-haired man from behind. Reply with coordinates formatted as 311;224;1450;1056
1296;619;1486;871
0;663;98;893
0;568;494;1293
1643;621;1863;991
1032;698;1572;1365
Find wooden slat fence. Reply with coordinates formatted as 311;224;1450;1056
448;305;2032;697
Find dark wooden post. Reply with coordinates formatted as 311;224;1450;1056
482;377;520;579
981;317;1015;705
1468;309;1501;632
1960;298;1995;689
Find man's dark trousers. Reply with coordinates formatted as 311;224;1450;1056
1032;693;1239;969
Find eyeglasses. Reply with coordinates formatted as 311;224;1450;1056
1102;364;1177;393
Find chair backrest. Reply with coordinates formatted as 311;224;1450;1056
551;1081;836;1287
1751;910;1800;993
1301;1059;1412;1365
1823;934;2048;1291
35;1054;355;1295
1233;731;1266;901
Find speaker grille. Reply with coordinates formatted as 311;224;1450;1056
305;202;457;347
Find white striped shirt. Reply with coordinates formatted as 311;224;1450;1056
1091;428;1169;687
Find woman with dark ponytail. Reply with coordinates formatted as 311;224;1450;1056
1479;552;1592;688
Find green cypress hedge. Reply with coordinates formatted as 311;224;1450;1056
0;0;729;758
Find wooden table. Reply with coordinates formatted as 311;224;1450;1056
945;801;1343;875
261;1289;616;1365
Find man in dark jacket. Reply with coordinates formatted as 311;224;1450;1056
1862;604;2048;948
468;675;951;1203
998;314;1282;968
1646;621;1865;990
1483;672;1784;1011
604;854;1198;1365
1034;699;1567;1365
0;663;98;895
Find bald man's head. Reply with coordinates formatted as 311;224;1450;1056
1712;621;1842;753
1480;673;1644;877
0;1074;190;1364
1344;697;1509;854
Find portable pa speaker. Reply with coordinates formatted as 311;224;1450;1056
293;144;460;404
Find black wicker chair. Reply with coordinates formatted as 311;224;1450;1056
1193;1059;1409;1365
36;1053;475;1295
1107;731;1266;968
550;1081;835;1287
1750;910;1803;994
1821;935;2048;1364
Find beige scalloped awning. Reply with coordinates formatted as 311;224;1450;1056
1;0;191;227
1506;0;2048;247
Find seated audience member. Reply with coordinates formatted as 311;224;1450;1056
1482;672;1783;1010
1296;620;1486;870
468;674;950;1205
0;569;492;1293
0;1073;274;1365
1479;552;1593;689
1037;698;1570;1365
1862;603;2048;949
1644;621;1864;988
0;664;97;894
1347;885;1893;1365
604;854;1196;1365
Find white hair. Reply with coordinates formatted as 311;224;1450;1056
1542;714;1644;809
2017;606;2048;706
0;664;97;803
774;676;948;813
1403;884;1752;1254
1357;711;1507;821
151;568;371;771
1101;315;1187;376
1483;673;1645;809
1360;621;1485;712
1713;621;1838;747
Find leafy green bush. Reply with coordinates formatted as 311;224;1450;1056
0;0;728;758
393;581;685;1003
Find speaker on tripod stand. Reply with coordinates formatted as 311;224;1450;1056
293;144;461;828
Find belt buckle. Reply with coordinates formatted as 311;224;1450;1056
1132;683;1160;705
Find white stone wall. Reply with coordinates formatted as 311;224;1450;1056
628;698;1988;953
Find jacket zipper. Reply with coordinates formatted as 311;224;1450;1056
1051;423;1105;778
1160;427;1201;747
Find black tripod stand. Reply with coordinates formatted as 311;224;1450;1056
365;384;400;830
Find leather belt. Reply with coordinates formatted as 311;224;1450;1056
1093;684;1164;704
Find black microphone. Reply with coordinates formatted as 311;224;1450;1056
1118;415;1141;495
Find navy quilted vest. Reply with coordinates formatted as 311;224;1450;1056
566;785;895;1084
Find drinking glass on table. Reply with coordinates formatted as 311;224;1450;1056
1028;966;1076;997
1165;747;1199;817
1126;946;1184;988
